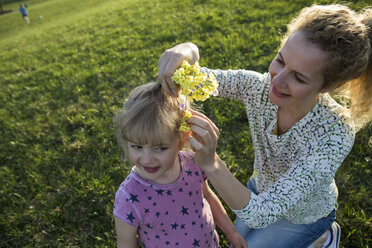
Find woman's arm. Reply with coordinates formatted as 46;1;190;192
114;217;138;248
188;110;251;210
202;180;248;248
204;158;251;211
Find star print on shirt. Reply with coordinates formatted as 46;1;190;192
192;238;200;247
166;190;172;196
126;211;135;224
171;222;178;230
128;193;139;203
181;206;189;215
186;169;193;176
156;189;164;196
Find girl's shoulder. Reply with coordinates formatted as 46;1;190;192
117;169;140;191
179;150;207;179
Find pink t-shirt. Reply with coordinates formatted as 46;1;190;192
113;151;219;247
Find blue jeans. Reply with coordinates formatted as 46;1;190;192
232;178;336;248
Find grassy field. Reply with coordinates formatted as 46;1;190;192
0;0;371;247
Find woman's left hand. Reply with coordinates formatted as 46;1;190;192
228;231;248;248
187;110;220;171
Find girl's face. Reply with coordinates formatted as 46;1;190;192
268;31;328;112
128;133;183;185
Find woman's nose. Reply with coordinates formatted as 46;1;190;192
272;70;287;88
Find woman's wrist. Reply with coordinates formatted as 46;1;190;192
203;154;225;174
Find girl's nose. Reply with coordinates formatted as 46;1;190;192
141;150;153;165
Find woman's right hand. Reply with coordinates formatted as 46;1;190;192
157;42;199;96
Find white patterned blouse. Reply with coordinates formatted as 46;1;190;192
202;68;355;228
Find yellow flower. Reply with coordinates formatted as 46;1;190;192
184;110;192;119
172;60;219;103
172;60;219;132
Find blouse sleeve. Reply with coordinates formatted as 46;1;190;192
233;125;354;228
200;67;269;104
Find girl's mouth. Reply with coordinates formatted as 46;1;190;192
143;166;160;173
272;86;290;98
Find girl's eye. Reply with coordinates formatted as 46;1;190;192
154;147;168;152
130;145;142;149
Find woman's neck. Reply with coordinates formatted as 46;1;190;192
277;98;318;135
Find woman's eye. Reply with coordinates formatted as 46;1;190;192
295;74;306;83
275;58;284;65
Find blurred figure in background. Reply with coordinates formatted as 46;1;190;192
19;3;29;24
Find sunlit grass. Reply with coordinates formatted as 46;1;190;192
1;0;371;247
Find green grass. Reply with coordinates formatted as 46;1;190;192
0;0;371;247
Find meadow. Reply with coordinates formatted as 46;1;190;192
0;0;371;247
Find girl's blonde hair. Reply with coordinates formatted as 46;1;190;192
282;4;372;131
114;82;190;157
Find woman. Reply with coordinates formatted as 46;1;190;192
157;4;372;248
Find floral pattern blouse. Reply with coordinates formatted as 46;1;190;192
202;68;355;228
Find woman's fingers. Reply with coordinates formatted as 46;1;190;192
164;53;184;95
187;133;203;151
188;110;219;139
158;50;184;96
189;124;213;149
186;111;219;161
157;43;200;96
158;51;176;95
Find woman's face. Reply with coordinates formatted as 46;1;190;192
268;31;328;111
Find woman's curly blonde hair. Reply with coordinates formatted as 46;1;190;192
282;4;372;131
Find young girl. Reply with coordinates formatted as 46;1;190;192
113;82;246;248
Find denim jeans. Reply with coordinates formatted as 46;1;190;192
232;178;336;248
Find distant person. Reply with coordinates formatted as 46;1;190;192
19;3;29;23
157;4;372;248
113;82;247;247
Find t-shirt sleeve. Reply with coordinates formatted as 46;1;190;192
233;126;354;228
200;67;269;104
113;187;139;227
183;150;208;181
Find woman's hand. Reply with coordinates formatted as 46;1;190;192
157;42;199;96
187;110;220;172
228;231;248;248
